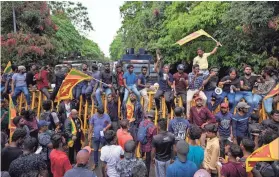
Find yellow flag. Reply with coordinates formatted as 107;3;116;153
176;29;212;46
4;61;12;74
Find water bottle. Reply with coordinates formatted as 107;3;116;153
230;85;234;93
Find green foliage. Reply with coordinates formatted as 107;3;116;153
109;33;125;60
81;37;104;60
110;1;279;73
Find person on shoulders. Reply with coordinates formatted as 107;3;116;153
166;140;198;177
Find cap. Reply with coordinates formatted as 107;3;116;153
38;120;50;128
18;66;26;70
124;140;136;158
145;110;155;119
194;169;211;177
220;103;229;108
204;123;218;133
82;146;91;154
236;102;251;109
177;64;185;70
194;96;203;101
176;140;189;162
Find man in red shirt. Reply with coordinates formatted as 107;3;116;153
34;66;50;99
50;134;72;177
114;64;125;106
116;119;133;150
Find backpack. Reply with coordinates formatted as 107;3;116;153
137;123;153;145
40;111;56;130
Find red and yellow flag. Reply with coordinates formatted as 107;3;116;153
246;138;279;172
126;99;135;121
4;61;12;74
176;29;212;46
55;69;92;102
261;84;279;120
9;94;17;142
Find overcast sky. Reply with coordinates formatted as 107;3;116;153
82;0;124;57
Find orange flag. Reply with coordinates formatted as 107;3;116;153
55;69;92;102
9;94;17;142
246;138;279;172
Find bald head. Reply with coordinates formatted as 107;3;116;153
76;150;90;165
71;109;78;118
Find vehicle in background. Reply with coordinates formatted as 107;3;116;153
54;60;98;73
119;48;158;84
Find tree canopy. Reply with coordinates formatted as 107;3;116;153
1;1;104;66
110;1;279;73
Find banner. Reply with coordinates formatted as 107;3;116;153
176;29;212;46
4;61;12;74
55;69;92;102
246;138;279;172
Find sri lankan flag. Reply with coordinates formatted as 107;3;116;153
246;138;279;172
176;29;212;46
4;61;12;74
261;84;279;120
8;94;17;142
55;69;92;102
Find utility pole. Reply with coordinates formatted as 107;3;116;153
12;2;17;33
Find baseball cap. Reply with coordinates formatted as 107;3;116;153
236;102;250;109
220;103;229;108
124;140;136;158
82;146;91;154
176;140;189;163
38;120;50;128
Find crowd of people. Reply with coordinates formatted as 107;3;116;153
1;43;279;177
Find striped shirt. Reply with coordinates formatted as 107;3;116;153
232;113;250;138
188;72;204;90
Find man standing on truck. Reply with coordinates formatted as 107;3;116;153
137;66;150;113
154;57;174;118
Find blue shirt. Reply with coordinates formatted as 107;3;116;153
89;113;111;138
188;72;204;90
187;145;204;168
168;117;190;141
64;166;96;177
12;73;27;87
123;71;137;86
137;73;146;90
232;113;250;138
215;112;233;138
158;70;173;91
166;158;198;177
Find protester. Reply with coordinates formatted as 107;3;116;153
49;133;72;177
65;109;84;164
58;99;77;127
168;107;190;142
9;137;48;177
186;64;207;118
21;109;38;138
11;66;31;109
166;140;198;177
232;102;251;145
261;110;279;134
114;64;125;106
51;66;67;101
202;123;220;177
123;64;141;103
173;64;188;113
239;138;255;163
137;65;150;113
26;64;37;90
154;59;174;117
107;93;119;132
138;110;157;176
96;62;114;107
40;100;60;131
100;130;124;177
187;125;204;168
152;118;175;177
12;116;30;136
215;103;233;158
1;128;26;171
64;147;96;177
1;99;9;135
218;68;240;113
193;42;221;75
34;66;50;99
3;64;17;99
73;63;91;101
219;144;247;177
116;119;133;149
88;106;111;169
85;64;100;104
116;140;147;177
38;120;53;164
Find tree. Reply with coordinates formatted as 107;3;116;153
109;32;124;60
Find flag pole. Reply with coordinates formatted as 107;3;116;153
209;36;222;47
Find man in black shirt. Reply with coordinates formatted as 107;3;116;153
107;93;119;132
235;65;258;112
1;128;27;171
203;67;219;112
261;110;279;134
96;63;114;107
51;66;67;101
26;64;37;91
217;68;240;113
152;119;175;177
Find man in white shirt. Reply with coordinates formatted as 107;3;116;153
100;130;124;177
193;42;221;75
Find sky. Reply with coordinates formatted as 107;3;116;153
82;0;124;57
